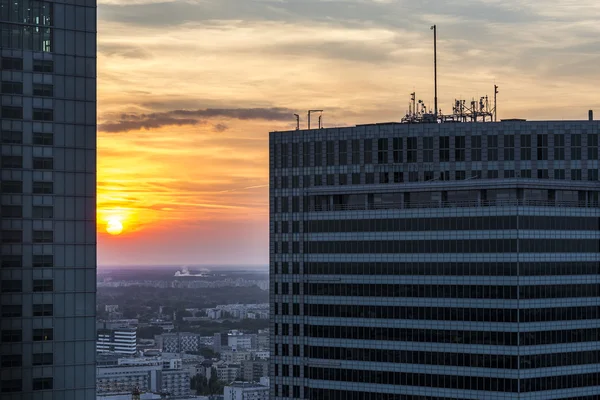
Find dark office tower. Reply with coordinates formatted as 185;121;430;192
1;1;97;399
270;120;600;399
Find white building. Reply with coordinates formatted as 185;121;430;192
215;364;241;382
97;327;137;356
221;350;251;364
223;382;269;400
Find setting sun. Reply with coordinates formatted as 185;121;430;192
106;219;124;236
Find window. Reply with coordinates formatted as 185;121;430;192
32;181;53;194
377;138;388;163
339;174;347;185
487;136;498;161
303;143;310;166
326;141;335;165
1;81;23;94
33;280;53;292
588;134;598;160
351;140;360;164
423;137;434;162
33;230;53;243
571;134;582;160
379;172;389;184
537;134;548;160
314;175;322;186
406;137;417;163
1;305;21;318
554;169;565;180
1;280;22;293
364;139;373;164
1;156;22;168
504;135;515;161
455;171;466;180
471;136;482;161
393;138;403;163
365;173;374;184
455;136;465;161
314;141;322;166
537;169;549;179
1;106;23;119
1;330;22;343
1;57;23;70
338;140;347;165
439;136;450;162
588;169;598;181
33;83;53;97
32;353;53;366
1;130;22;144
32;108;53;121
521;135;531;160
1;205;22;218
33;328;53;341
487;170;499;179
394;172;403;183
1;255;21;268
33;60;53;73
520;169;532;178
572;169;582;180
1;230;21;243
554;134;565;160
1;354;21;367
352;173;360;185
32;378;53;391
1;180;22;193
32;304;53;316
0;379;21;393
33;157;53;169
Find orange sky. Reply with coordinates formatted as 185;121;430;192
97;0;600;266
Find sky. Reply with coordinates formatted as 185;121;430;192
97;0;600;266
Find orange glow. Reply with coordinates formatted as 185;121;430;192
106;218;124;235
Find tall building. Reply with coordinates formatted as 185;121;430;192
270;119;600;399
0;1;97;398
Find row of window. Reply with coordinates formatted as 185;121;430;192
1;230;53;244
1;205;54;218
2;180;53;194
1;156;54;169
0;279;53;292
307;367;600;393
1;353;53;368
0;378;53;393
1;106;54;121
274;168;599;189
304;283;600;299
1;130;53;145
307;388;598;400
302;216;600;233
1;81;53;96
1;255;53;269
300;239;600;254
305;304;600;323
1;304;52;317
307;346;600;370
0;0;53;26
0;57;53;72
0;328;53;343
0;23;53;52
302;262;600;276
304;325;600;346
274;134;600;169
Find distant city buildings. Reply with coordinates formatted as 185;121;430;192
97;320;138;356
162;332;202;353
224;380;269;400
271;119;600;398
97;278;268;290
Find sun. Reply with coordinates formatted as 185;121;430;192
106;219;124;235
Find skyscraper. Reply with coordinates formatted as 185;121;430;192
1;1;97;398
270;119;600;399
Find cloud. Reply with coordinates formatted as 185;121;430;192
213;123;229;132
99;107;296;132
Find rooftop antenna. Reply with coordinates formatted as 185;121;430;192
293;114;299;130
308;110;323;130
431;25;438;120
318;114;323;129
494;85;499;122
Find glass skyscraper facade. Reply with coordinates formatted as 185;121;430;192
1;1;97;398
270;120;600;399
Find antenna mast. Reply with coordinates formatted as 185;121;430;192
431;25;438;120
494;85;499;122
293;114;299;130
307;110;323;130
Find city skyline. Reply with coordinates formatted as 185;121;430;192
97;0;600;265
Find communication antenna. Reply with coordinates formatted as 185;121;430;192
494;85;499;122
293;114;300;130
318;115;323;129
431;25;438;120
308;110;323;130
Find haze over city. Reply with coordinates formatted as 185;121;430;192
97;0;600;266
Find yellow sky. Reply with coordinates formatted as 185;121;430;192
96;0;600;265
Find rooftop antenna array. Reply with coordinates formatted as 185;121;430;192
307;110;323;130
